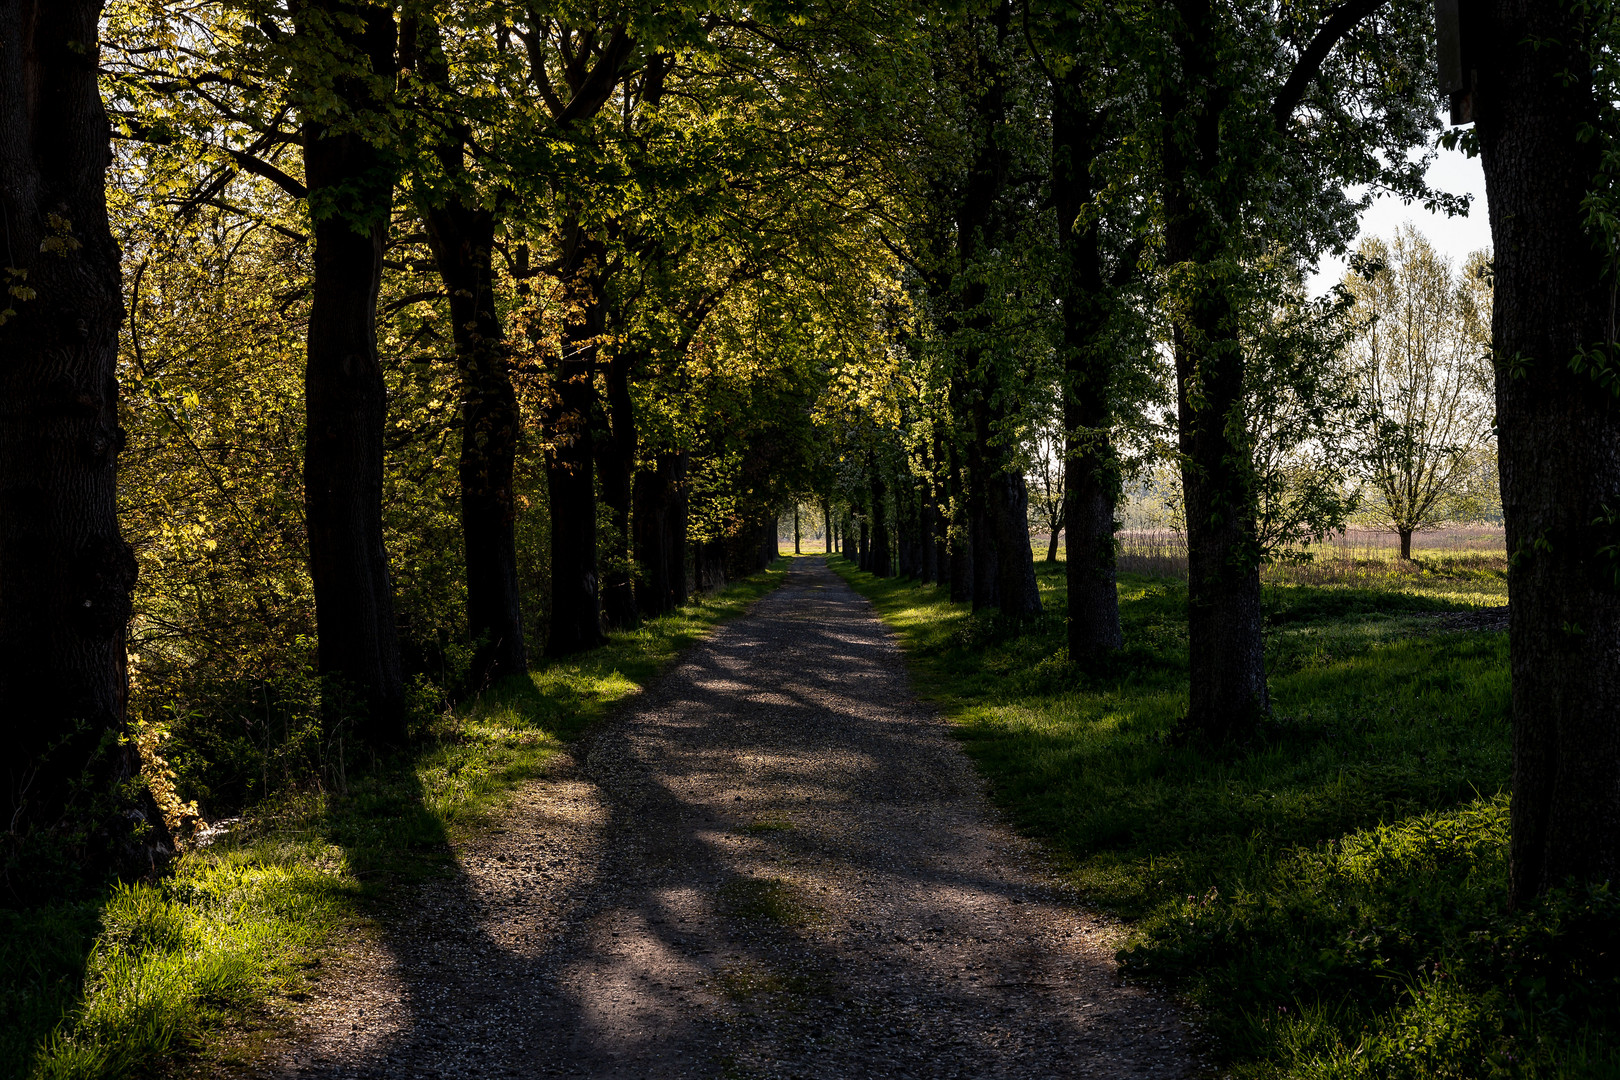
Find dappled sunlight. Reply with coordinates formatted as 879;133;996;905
237;557;1193;1078
834;555;1546;1078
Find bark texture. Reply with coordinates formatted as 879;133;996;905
1475;0;1620;904
633;452;689;617
919;488;939;583
1053;71;1123;663
951;0;1040;622
985;463;1041;617
1163;0;1268;739
0;0;171;878
300;0;407;744
695;539;726;592
412;14;526;689
597;353;638;630
870;476;892;577
758;517;780;569
423;201;527;685
544;227;607;656
947;439;972;603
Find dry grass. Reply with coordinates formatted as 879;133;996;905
1113;526;1507;597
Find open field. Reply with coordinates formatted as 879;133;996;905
833;554;1618;1079
1109;526;1508;601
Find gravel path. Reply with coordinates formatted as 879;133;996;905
244;557;1201;1079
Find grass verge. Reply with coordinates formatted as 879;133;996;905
1;563;785;1080
832;554;1619;1079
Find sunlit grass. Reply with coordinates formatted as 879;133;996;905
833;555;1617;1078
3;564;785;1080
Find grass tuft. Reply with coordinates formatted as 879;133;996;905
833;553;1618;1079
2;564;785;1080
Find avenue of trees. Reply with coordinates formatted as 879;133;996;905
2;0;1618;917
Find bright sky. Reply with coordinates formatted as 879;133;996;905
1306;141;1491;297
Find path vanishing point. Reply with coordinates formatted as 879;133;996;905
245;557;1200;1079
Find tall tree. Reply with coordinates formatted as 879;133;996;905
294;0;407;743
1472;0;1620;904
1158;0;1437;740
544;222;610;654
950;2;1044;620
0;0;170;874
1345;228;1494;559
408;16;528;685
1045;31;1145;661
504;14;639;655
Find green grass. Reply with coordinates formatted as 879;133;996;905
833;555;1620;1079
1;564;786;1080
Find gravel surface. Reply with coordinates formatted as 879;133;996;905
241;557;1201;1079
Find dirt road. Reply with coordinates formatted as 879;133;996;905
246;557;1198;1079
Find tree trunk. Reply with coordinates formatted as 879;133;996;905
633;451;688;618
967;399;1039;616
544;226;606;656
969;475;997;610
824;498;833;554
0;0;172;879
423;200;526;686
1398;528;1413;561
597;352;637;630
793;505;800;554
1476;0;1620;905
1046;519;1062;563
1053;70;1123;663
761;516;780;568
300;0;407;743
895;489;912;578
986;463;1042;618
411;14;525;688
859;518;870;570
870;475;892;576
947;0;1038;620
696;538;726;591
1164;0;1267;739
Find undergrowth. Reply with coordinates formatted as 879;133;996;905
0;564;784;1080
833;555;1618;1079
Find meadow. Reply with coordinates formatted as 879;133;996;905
1113;526;1509;598
833;548;1620;1079
0;567;784;1080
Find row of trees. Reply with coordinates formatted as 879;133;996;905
1;0;1616;910
787;0;1620;906
4;0;912;887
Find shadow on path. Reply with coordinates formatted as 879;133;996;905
248;558;1200;1079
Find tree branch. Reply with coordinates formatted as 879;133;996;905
225;149;307;198
555;25;635;126
1271;0;1391;129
